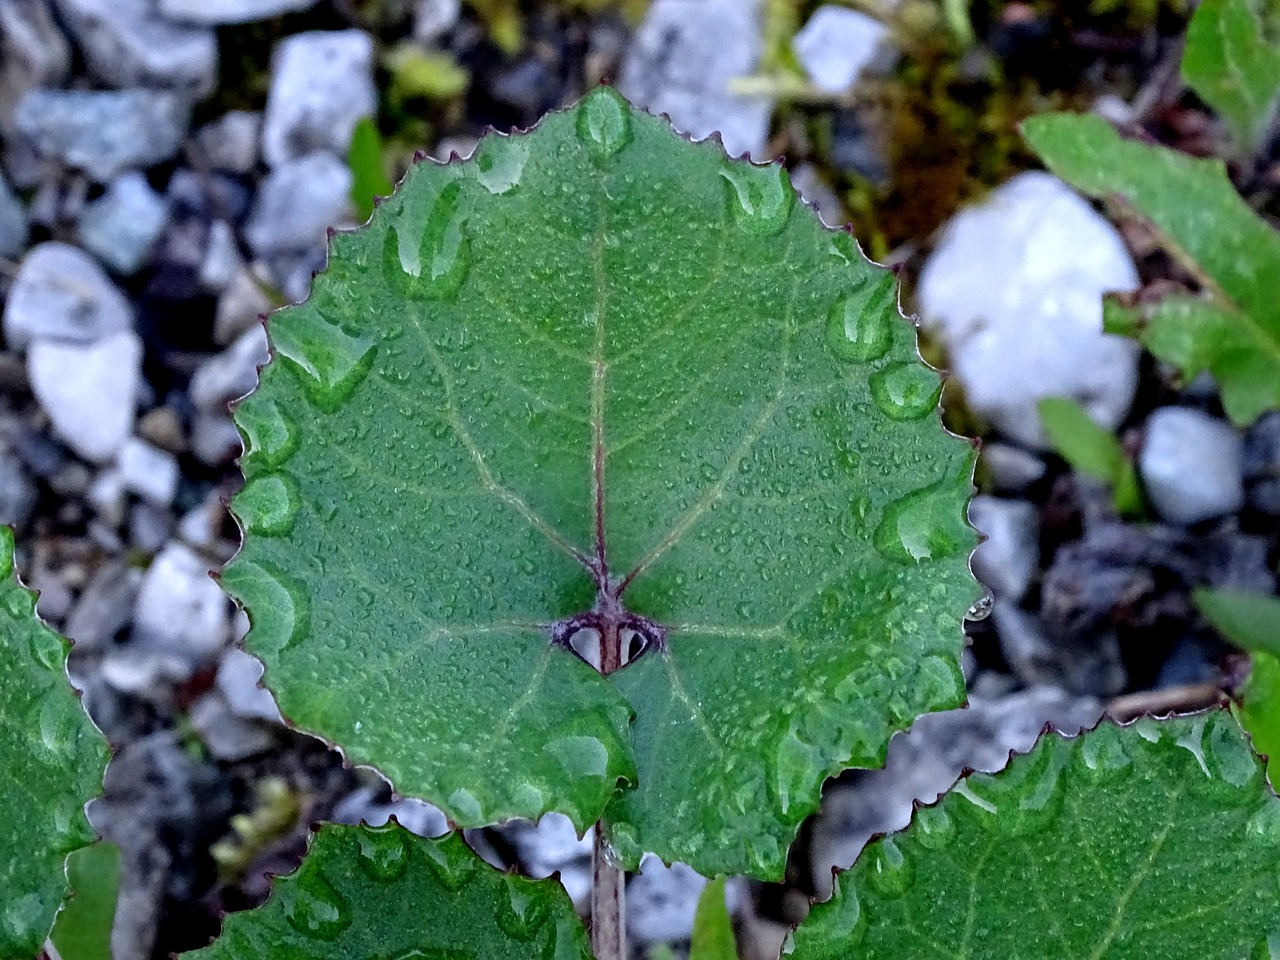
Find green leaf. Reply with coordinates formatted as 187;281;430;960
229;87;975;878
183;825;592;959
689;877;737;960
1182;0;1280;154
0;526;107;957
1238;650;1280;782
50;842;121;960
1036;396;1143;515
347;117;394;223
1195;587;1280;656
1023;113;1280;426
790;711;1280;960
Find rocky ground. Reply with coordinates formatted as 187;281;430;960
1;1;1277;958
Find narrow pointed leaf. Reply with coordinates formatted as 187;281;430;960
1037;396;1142;515
1023;113;1280;426
183;825;592;959
689;877;737;960
229;87;975;877
50;842;121;960
1195;586;1280;656
1182;0;1280;154
1239;651;1280;782
791;711;1280;959
0;527;108;957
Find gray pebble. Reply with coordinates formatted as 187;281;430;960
159;0;318;25
28;330;142;462
414;0;460;44
1243;411;1280;516
195;110;261;174
191;327;269;414
969;495;1040;604
261;30;377;167
53;0;216;95
0;444;38;527
0;171;27;258
3;242;133;348
0;0;70;130
245;152;353;258
65;561;143;650
119;437;179;508
1139;407;1244;525
993;599;1127;695
619;0;773;159
793;5;891;93
78;172;169;274
132;541;230;660
980;441;1046;493
15;88;189;181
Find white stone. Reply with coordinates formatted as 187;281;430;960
159;0;318;25
619;0;772;159
245;152;353;257
53;0;216;95
414;0;460;43
217;648;282;721
199;220;244;292
969;495;1039;604
119;437;179;507
1140;407;1244;525
0;0;71;132
190;326;269;413
191;413;244;466
261;30;377;167
4;242;133;348
88;468;127;527
132;541;230;659
627;857;708;945
215;269;272;344
195;110;261;173
29;331;141;463
918;171;1141;447
77;172;168;274
793;5;890;93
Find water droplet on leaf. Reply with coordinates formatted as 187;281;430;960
3;587;34;619
913;805;954;850
281;868;352;940
220;559;311;656
421;836;477;892
825;280;893;364
495;878;551;942
874;476;971;565
236;398;298;468
28;626;64;673
719;162;793;237
390;180;472;300
234;474;300;537
865;837;911;898
357;824;411;882
272;313;377;414
472;137;529;194
577;87;633;164
869;362;942;421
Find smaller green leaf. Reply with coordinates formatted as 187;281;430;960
1195;587;1280;656
50;842;121;960
1238;650;1280;782
346;117;394;223
689;877;737;960
790;711;1280;960
1182;0;1280;153
1036;396;1142;515
184;825;592;959
1023;113;1280;426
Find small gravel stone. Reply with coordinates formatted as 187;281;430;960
918;172;1141;447
0;0;70;130
15;88;189;181
65;560;142;650
1242;411;1280;516
1139;407;1244;525
77;172;168;275
502;815;591;905
53;0;216;95
627;857;710;945
261;30;377;167
214;269;271;344
195;111;261;174
119;437;179;507
969;495;1040;604
198;220;243;292
191;414;243;466
3;242;133;348
190;327;268;413
793;5;891;93
414;0;460;43
132;541;230;659
136;406;185;453
994;599;1127;695
245;152;353;257
789;163;843;226
0;172;27;257
159;0;318;25
87;468;127;527
0;446;38;526
980;441;1047;493
28;331;142;463
619;0;773;159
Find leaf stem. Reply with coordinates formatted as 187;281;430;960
591;827;626;960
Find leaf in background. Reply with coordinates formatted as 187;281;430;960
1195;587;1280;656
1182;0;1280;154
1238;650;1280;782
1023;113;1280;426
228;87;975;879
347;117;394;223
0;527;108;957
790;711;1280;959
465;0;523;54
689;877;737;960
50;842;121;960
184;825;592;959
1036;396;1143;515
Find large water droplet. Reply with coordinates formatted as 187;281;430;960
447;787;483;822
234;474;300;537
421;836;477;892
825;278;894;364
28;626;65;673
820;880;866;946
1080;723;1132;780
865;837;911;898
873;477;970;565
1247;802;1280;850
221;559;311;656
39;697;78;760
236;397;298;468
357;824;411;882
576;87;633;164
869;361;942;420
281;868;352;940
271;313;377;414
3;586;34;619
773;729;821;816
1204;713;1260;791
472;137;529;194
548;735;609;779
913;805;955;850
391;180;471;300
911;655;963;710
719;162;794;237
495;878;551;942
